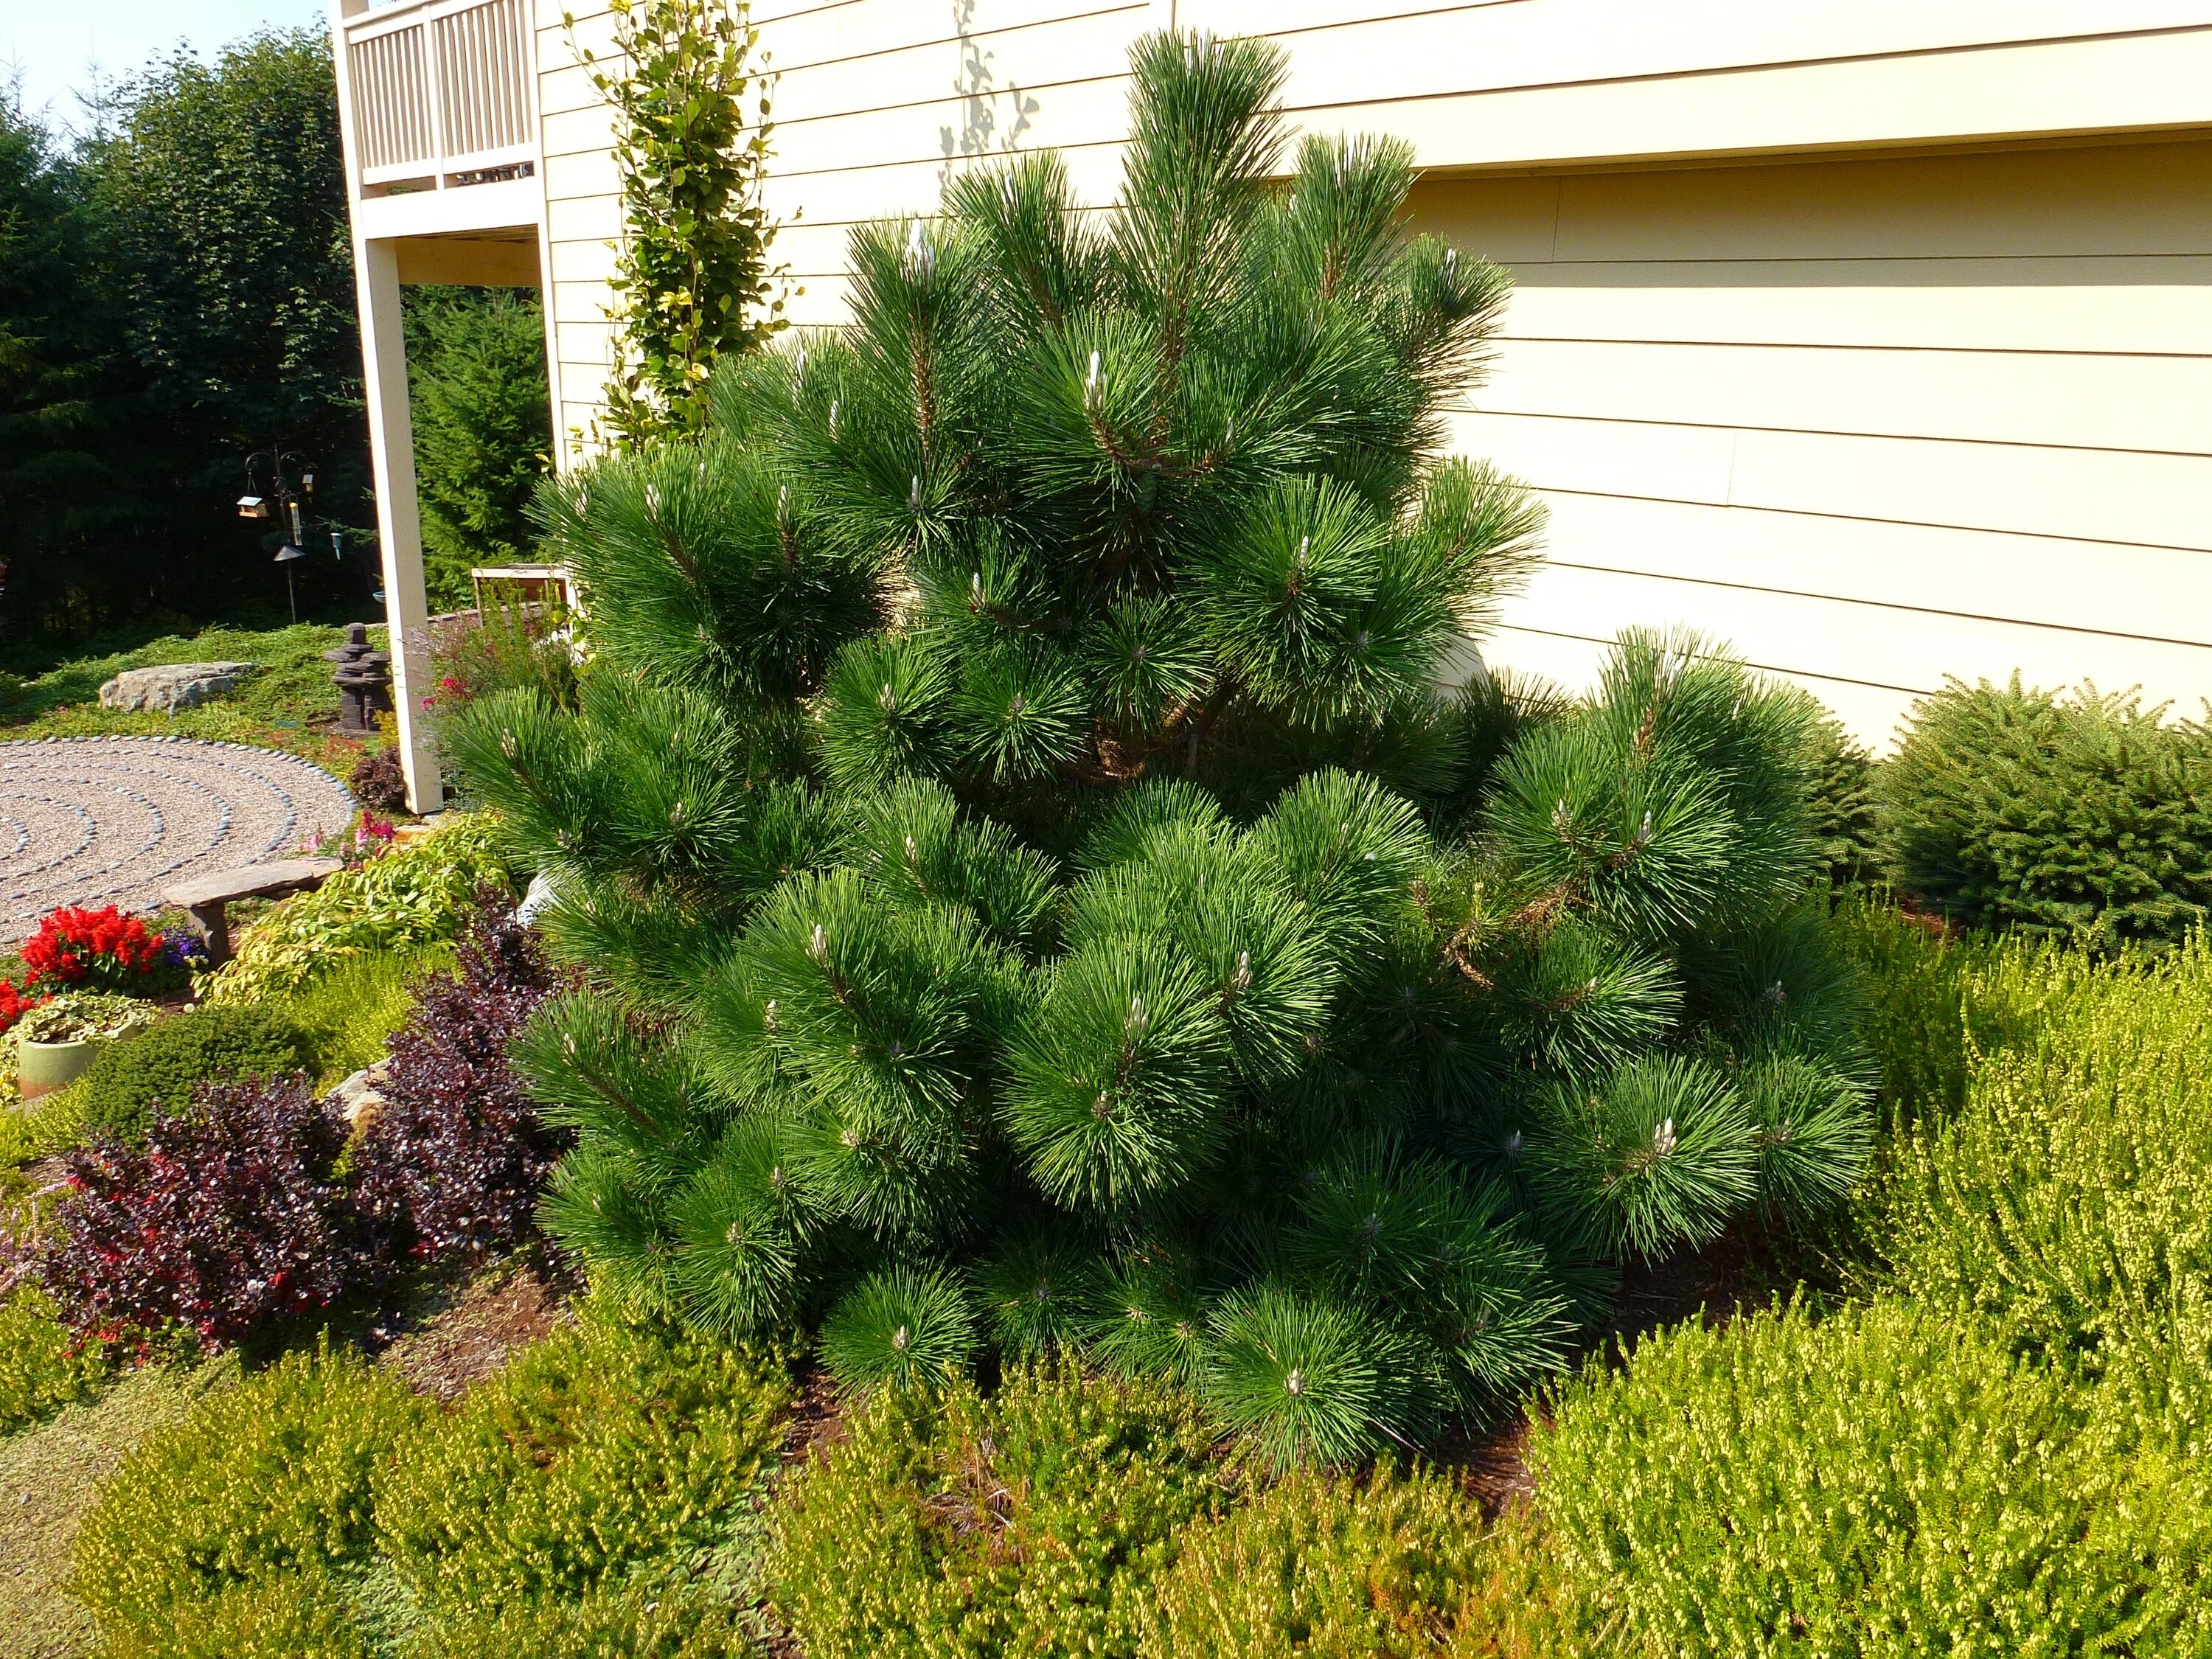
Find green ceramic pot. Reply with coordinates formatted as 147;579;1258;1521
18;1037;95;1102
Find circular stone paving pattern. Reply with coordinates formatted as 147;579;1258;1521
0;737;358;944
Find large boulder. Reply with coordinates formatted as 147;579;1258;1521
97;662;257;714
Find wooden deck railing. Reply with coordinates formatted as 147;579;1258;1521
344;0;535;192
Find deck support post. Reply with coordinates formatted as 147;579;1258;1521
352;238;445;815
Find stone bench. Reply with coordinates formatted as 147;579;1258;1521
161;857;344;965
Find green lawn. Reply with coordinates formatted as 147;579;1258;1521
0;624;391;780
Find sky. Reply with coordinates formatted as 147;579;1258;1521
1;0;327;132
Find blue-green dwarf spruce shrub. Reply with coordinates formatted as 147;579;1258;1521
74;1002;305;1143
1880;675;2212;950
459;29;1873;1466
768;1363;1218;1659
1802;711;1882;899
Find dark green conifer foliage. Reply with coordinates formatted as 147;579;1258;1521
818;1265;978;1397
1879;675;2212;951
1804;712;1882;898
405;286;554;611
456;32;1871;1464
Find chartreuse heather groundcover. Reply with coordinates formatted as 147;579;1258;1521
453;30;1872;1464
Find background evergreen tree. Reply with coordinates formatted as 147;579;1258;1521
0;86;134;643
406;286;554;611
459;31;1870;1465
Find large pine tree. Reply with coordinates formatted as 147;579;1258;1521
455;32;1869;1464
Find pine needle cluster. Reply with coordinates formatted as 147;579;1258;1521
455;31;1871;1463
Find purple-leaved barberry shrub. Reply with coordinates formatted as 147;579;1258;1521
354;891;571;1260
43;1076;392;1351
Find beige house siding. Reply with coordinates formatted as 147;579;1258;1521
1213;1;2212;168
756;0;1156;329
523;0;2212;742
534;0;620;451
535;0;1158;445
1420;140;2212;738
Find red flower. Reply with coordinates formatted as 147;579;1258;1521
0;976;50;1037
16;905;179;995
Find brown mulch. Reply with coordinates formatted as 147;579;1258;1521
373;1258;573;1402
1429;1416;1537;1514
775;1360;846;1476
1599;1227;1760;1350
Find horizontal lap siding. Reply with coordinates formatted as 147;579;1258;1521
1194;1;2212;165
529;0;2212;742
1192;0;2212;77
1409;139;2212;742
755;0;1145;324
755;1;1144;237
536;0;617;450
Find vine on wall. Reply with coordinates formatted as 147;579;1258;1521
570;0;788;445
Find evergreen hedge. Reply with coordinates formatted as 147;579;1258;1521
404;287;554;611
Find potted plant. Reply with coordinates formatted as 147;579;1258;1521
13;994;153;1103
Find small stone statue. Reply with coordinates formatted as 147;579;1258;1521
325;623;394;732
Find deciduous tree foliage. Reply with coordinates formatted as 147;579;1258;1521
83;30;372;614
458;32;1870;1464
4;30;374;644
0;88;136;639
